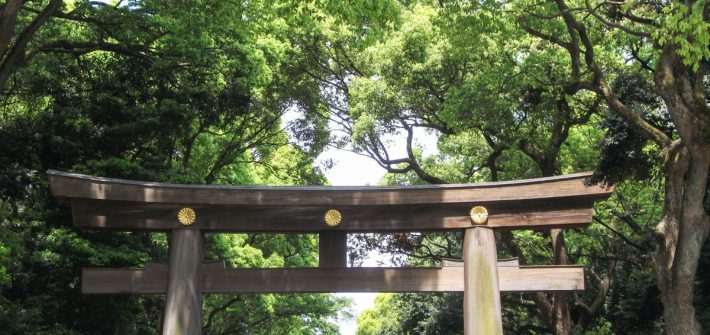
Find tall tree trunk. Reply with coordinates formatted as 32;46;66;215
651;42;710;335
654;145;710;335
519;2;710;334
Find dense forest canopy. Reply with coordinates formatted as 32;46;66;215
0;0;708;334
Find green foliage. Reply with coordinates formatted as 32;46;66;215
356;293;463;335
654;0;710;71
356;294;399;335
591;72;673;186
0;1;353;333
335;1;686;334
1;0;707;334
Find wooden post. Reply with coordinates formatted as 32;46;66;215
163;229;204;335
463;227;503;335
319;231;347;267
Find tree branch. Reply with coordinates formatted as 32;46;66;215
0;0;22;59
593;216;647;252
0;0;62;90
584;0;651;38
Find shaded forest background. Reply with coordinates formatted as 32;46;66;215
0;1;708;334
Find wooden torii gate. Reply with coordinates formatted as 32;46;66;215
48;170;612;335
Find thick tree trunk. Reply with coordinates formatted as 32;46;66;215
519;2;709;335
652;40;710;334
654;145;710;335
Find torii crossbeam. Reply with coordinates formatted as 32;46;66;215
48;170;612;335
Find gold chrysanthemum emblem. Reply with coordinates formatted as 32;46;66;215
469;206;489;225
178;207;196;225
324;209;342;227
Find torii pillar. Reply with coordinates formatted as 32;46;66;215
162;229;204;335
464;226;503;334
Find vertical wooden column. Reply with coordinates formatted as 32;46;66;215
163;229;204;335
319;231;347;267
463;227;503;335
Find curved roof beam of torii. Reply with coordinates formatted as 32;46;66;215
48;169;611;205
47;170;613;232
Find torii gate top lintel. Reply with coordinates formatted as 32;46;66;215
47;169;611;232
47;169;612;335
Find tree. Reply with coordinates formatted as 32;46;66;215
0;0;350;333
298;2;621;333
0;0;168;92
514;1;710;333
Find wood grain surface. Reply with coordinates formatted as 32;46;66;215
463;227;503;335
69;198;595;231
81;264;584;294
162;230;203;335
49;169;612;206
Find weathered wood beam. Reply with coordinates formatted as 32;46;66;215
48;170;612;206
319;231;347;267
442;258;519;267
81;265;585;294
69;199;595;232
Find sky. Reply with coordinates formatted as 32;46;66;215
316;131;439;335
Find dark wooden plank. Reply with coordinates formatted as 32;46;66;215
319;232;347;267
48;170;612;206
82;266;167;294
70;199;595;232
82;266;585;294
